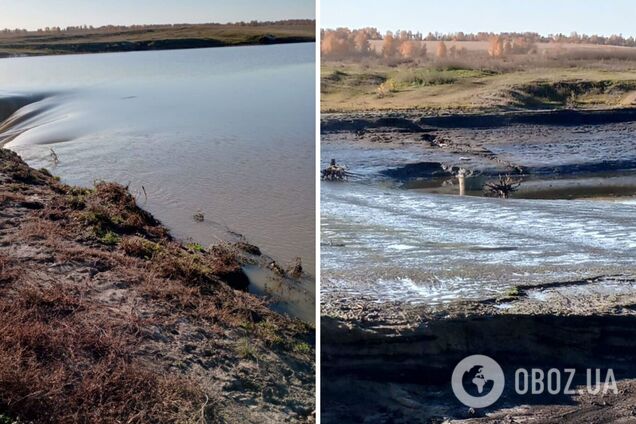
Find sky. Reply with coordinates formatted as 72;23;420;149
321;0;636;37
0;0;315;30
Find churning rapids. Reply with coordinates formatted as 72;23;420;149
321;125;636;306
0;44;315;322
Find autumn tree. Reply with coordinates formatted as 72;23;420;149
504;39;513;55
488;36;505;57
321;29;350;58
436;41;447;58
353;30;370;54
382;31;398;58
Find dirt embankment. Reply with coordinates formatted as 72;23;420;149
0;149;314;423
322;275;636;423
321;107;636;133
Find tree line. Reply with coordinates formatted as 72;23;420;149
0;20;315;37
321;27;636;60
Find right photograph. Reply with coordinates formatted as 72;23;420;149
320;1;636;422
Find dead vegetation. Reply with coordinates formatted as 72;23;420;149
484;174;522;198
76;181;167;240
0;284;205;423
0;148;315;423
321;159;350;181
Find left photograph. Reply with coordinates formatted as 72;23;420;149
0;1;315;423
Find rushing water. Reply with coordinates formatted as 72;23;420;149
0;44;315;319
321;126;636;305
322;182;636;304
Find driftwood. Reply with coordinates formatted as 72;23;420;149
484;174;521;198
321;159;350;181
192;210;205;222
287;257;303;279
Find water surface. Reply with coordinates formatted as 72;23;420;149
321;124;636;305
0;44;315;318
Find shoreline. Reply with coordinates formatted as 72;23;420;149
0;21;315;58
0;148;315;422
0;39;316;60
321;275;636;423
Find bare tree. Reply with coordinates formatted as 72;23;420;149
484;175;521;198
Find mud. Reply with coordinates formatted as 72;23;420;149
322;110;636;198
322;275;636;423
321;107;636;133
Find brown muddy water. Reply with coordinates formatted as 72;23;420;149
321;122;636;306
0;44;315;322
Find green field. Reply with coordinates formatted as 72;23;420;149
0;21;315;57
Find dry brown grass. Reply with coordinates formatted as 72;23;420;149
147;241;249;292
17;219;65;243
0;285;205;423
79;182;166;239
0;21;315;57
0;191;26;206
120;235;163;259
137;273;201;311
0;254;17;286
154;248;220;286
0;151;52;186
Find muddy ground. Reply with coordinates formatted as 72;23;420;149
0;148;314;423
322;276;636;423
321;109;636;423
322;108;636;199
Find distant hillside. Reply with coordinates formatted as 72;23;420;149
0;20;315;57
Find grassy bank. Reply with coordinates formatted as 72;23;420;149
0;149;314;423
322;57;636;113
0;21;315;57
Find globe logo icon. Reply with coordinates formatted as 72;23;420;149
451;355;505;408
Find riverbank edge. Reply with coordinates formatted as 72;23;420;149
0;37;316;59
0;148;315;423
322;106;636;132
321;275;636;423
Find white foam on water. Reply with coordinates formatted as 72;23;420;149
322;182;636;304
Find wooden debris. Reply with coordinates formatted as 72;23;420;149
321;159;350;181
193;210;204;222
484;174;521;198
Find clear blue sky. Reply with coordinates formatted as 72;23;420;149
321;0;636;37
0;0;315;30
